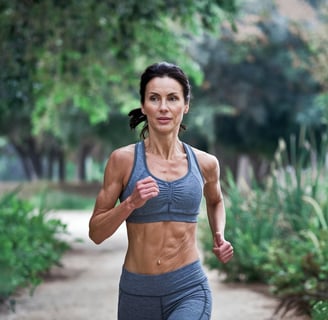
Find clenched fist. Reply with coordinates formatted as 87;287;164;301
129;176;159;209
212;232;233;264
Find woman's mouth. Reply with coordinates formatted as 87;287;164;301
157;117;171;124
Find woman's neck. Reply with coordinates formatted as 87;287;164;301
144;136;184;160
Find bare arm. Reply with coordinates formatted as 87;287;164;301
196;150;233;263
89;146;159;244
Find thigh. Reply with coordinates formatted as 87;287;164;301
165;282;212;320
118;290;162;320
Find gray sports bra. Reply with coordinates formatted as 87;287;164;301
119;141;204;223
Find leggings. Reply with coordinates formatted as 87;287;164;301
118;260;212;320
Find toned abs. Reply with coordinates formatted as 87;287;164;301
124;221;199;274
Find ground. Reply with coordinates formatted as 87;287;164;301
0;210;309;320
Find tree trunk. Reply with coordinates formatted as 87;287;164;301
27;139;43;179
57;150;66;182
77;144;93;182
47;150;55;180
11;143;33;180
236;154;252;189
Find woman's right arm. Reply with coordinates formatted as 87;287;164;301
89;147;159;244
89;148;133;244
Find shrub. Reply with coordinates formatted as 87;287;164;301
200;130;328;317
262;134;328;317
0;188;70;305
200;171;279;282
263;230;328;318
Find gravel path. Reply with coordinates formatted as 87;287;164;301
0;210;308;320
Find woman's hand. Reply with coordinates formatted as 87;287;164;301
212;232;233;264
128;176;159;209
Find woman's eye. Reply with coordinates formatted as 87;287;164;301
168;96;178;101
150;96;159;101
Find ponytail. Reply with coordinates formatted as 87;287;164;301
128;108;148;139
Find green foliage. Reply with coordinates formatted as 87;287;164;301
200;171;279;282
193;1;327;161
0;0;237;181
0;0;236;136
263;230;328;318
0;189;70;304
312;300;328;320
200;129;328;317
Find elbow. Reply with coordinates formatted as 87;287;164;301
88;218;105;244
88;217;118;244
89;229;105;245
90;237;103;245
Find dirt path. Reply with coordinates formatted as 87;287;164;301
0;211;307;320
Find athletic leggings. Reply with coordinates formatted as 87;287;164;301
118;260;212;320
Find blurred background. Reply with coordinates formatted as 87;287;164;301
0;0;327;319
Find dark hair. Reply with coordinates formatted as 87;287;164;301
129;61;191;138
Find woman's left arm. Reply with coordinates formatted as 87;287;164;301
198;151;234;264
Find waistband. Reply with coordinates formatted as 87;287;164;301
119;260;207;296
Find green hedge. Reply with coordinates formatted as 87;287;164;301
200;132;328;318
0;188;70;305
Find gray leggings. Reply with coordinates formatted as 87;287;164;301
118;260;212;320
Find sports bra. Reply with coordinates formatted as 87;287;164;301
119;141;204;223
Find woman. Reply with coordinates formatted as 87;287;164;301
89;61;233;320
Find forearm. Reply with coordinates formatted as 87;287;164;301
89;197;135;244
206;199;226;237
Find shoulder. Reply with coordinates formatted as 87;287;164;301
104;143;136;183
109;143;136;164
189;146;219;171
189;146;220;182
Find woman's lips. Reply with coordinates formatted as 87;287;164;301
157;117;171;124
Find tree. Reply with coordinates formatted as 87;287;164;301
303;3;328;127
0;0;237;180
189;0;326;181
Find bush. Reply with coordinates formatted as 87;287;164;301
200;171;279;282
0;188;70;305
200;130;328;318
263;230;328;318
262;134;328;318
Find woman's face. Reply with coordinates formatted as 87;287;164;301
141;76;189;136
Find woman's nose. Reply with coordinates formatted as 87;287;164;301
159;99;169;110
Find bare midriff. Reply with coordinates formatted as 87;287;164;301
124;221;199;275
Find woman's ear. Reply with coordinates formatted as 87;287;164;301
184;104;190;114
